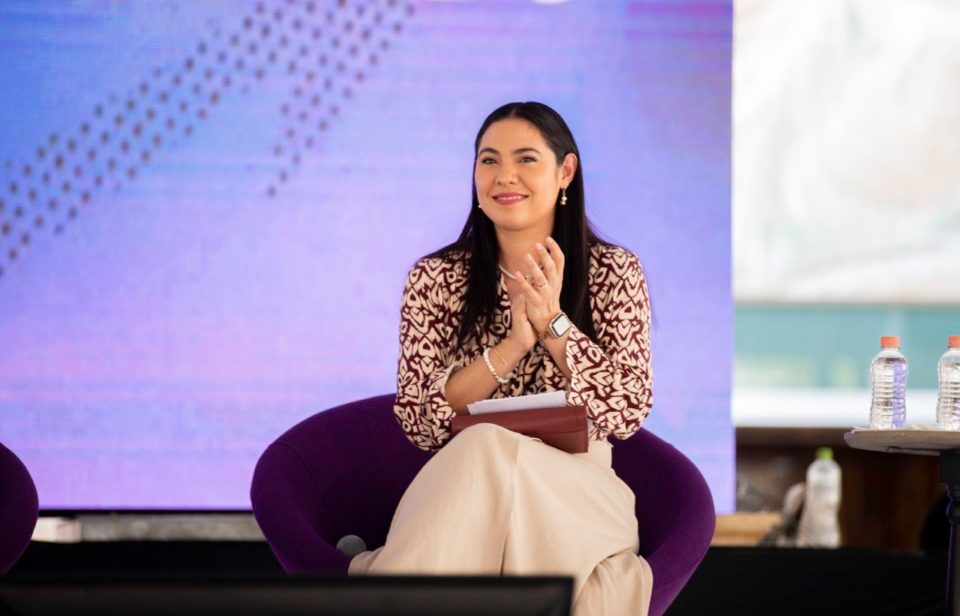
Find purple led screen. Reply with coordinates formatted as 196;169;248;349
0;0;732;511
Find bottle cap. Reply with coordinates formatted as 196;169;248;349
949;336;960;349
816;447;833;461
880;336;900;348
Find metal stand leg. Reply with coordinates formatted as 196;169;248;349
940;451;960;616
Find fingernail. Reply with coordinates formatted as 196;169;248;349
536;243;544;251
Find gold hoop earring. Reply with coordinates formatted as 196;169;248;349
560;188;568;206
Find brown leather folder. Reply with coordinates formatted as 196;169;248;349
451;405;588;454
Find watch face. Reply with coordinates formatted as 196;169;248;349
549;313;572;337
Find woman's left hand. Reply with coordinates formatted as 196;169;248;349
513;237;565;336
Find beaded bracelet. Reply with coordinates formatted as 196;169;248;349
482;347;511;384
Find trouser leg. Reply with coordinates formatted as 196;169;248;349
351;424;520;575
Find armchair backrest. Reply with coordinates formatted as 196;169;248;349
611;430;716;615
0;443;39;576
253;395;431;555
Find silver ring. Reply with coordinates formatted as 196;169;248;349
536;281;548;290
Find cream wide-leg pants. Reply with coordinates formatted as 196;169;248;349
349;423;653;615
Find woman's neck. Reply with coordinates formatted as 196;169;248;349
495;225;553;275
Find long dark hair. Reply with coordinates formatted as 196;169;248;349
426;101;609;346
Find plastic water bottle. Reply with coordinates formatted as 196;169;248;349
797;447;842;548
869;336;907;429
936;336;960;430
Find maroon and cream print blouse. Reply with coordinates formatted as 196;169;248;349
394;243;653;452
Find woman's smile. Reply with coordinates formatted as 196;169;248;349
492;192;529;205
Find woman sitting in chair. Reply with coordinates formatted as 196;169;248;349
350;101;654;615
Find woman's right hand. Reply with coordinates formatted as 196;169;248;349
508;293;538;353
445;293;535;415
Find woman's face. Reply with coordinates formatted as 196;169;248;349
475;118;576;234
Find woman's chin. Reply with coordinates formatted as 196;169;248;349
486;207;554;231
490;217;531;232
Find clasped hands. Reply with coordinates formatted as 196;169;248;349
506;237;565;353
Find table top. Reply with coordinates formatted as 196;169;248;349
844;428;960;456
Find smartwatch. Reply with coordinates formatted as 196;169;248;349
547;312;573;339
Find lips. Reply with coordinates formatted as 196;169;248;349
492;193;528;205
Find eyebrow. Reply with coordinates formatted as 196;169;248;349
478;147;543;156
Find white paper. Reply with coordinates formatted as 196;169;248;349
466;391;567;415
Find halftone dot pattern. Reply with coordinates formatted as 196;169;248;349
0;0;416;280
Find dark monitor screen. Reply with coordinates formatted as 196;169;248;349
0;573;573;616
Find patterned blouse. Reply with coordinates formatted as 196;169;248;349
394;243;653;452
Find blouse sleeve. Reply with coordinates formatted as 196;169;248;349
393;259;461;451
564;250;653;440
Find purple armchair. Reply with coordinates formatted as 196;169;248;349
0;443;39;576
251;394;715;616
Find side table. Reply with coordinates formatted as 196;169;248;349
845;429;960;615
